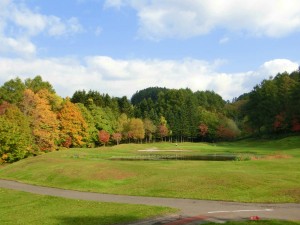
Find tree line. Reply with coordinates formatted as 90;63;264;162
0;70;299;163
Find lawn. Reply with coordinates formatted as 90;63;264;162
0;188;176;225
0;136;299;203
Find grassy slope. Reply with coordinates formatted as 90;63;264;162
0;136;299;203
0;188;175;225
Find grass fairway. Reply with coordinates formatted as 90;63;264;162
0;188;175;225
0;136;299;203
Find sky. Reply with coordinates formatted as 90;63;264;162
0;0;299;101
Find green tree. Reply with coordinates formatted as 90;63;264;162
143;118;156;142
195;90;225;111
198;107;220;141
90;105;117;135
0;77;25;104
25;75;55;93
246;79;278;134
0;103;36;162
76;103;98;147
0;117;29;163
118;96;134;117
71;90;88;105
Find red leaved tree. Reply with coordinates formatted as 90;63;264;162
292;118;300;132
199;123;208;140
216;125;236;140
112;132;122;145
158;124;169;141
98;130;110;146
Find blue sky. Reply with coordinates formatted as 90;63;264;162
0;0;299;100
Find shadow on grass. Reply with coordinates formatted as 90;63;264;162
56;215;142;225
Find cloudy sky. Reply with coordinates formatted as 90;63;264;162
0;0;299;100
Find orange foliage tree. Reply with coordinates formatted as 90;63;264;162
21;89;59;151
58;98;88;147
112;132;122;145
98;130;110;146
198;123;208;140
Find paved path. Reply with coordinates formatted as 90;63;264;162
1;179;299;224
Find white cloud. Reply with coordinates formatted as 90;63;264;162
0;0;83;57
105;0;300;40
104;0;125;9
259;59;299;76
0;36;36;56
47;17;83;36
0;56;298;100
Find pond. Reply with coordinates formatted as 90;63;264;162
110;154;238;161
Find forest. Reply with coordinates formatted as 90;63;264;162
0;69;299;163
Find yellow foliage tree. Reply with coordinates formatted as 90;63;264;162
21;89;59;151
58;98;88;147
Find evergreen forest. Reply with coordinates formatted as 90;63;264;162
0;69;299;163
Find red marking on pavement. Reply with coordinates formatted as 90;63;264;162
250;216;260;220
164;215;207;225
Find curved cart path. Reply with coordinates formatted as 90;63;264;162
1;179;299;224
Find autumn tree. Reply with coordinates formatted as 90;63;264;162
112;133;122;145
128;118;145;142
158;124;169;141
143;118;156;142
21;89;59;151
199;123;208;141
158;116;169;141
37;89;63;112
58;98;88;147
116;113;130;140
217;118;240;140
98;130;110;146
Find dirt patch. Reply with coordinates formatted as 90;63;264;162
90;169;135;180
138;147;190;152
138;150;189;152
251;154;292;160
279;188;300;202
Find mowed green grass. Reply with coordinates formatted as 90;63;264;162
0;188;176;225
0;136;299;203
